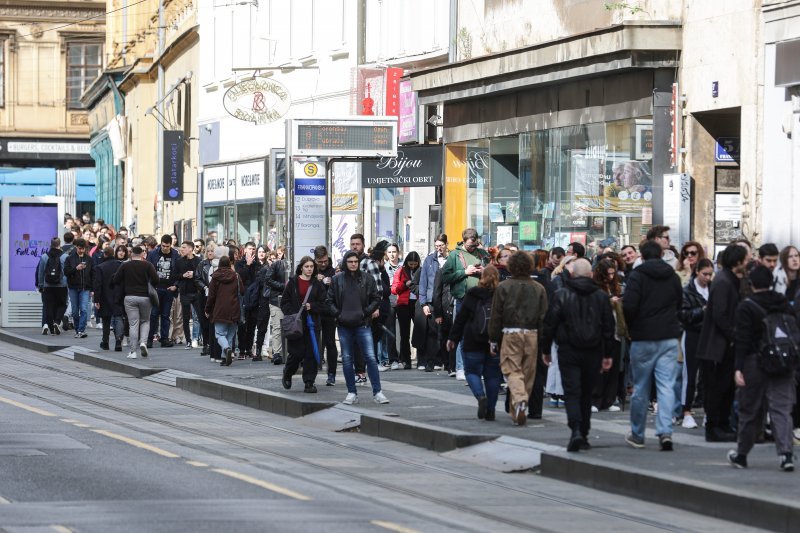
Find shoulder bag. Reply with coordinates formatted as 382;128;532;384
280;281;313;340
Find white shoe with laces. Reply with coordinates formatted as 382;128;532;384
591;405;599;413
127;352;137;359
608;405;621;412
390;362;400;370
456;370;466;381
343;392;358;405
373;391;390;404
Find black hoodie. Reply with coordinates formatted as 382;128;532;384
734;290;794;372
623;259;683;341
541;276;615;355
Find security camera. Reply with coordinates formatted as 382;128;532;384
426;114;442;127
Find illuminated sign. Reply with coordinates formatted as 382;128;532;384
289;117;398;157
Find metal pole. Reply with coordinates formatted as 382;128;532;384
156;0;165;234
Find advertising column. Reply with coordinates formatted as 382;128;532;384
292;161;327;265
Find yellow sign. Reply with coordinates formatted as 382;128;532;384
304;163;319;177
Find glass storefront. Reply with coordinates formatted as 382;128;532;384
445;118;654;256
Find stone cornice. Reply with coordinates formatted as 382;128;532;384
0;5;105;22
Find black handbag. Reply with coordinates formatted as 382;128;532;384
147;283;159;307
280;281;312;341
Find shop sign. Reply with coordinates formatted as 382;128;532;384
203;165;231;204
398;80;417;144
223;78;291;125
573;156;653;216
715;137;740;163
385;68;403;117
361;145;442;188
163;130;184;201
235;161;265;201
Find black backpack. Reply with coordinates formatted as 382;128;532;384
747;299;800;376
470;294;492;342
44;254;62;284
243;280;261;311
563;289;603;347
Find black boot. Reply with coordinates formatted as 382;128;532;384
567;430;586;452
201;344;209;356
114;338;122;352
304;382;317;393
99;341;109;350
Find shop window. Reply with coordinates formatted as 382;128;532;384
236;202;264;246
67;42;103;109
204;206;224;242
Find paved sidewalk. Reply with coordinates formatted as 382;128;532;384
4;326;799;530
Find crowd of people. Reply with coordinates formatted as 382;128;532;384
34;214;800;472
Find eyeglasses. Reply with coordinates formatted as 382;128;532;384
684;250;698;256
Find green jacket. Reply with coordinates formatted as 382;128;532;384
440;243;490;300
488;276;548;343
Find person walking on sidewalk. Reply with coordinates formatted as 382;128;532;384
63;238;94;338
728;265;798;472
280;256;329;393
194;243;216;357
112;246;158;359
205;255;244;367
541;258;614;451
235;241;260;359
623;240;683;451
37;237;69;335
93;246;125;351
147;234;179;349
176;241;203;350
327;250;389;405
488;251;548;426
696;244;748;442
392;251;421;369
263;246;288;365
313;246;338;385
447;265;502;421
418;235;449;371
440;228;491;380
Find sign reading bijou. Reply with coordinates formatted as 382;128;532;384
361;145;442;188
224;78;291;125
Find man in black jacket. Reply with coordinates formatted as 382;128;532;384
728;266;797;472
176;241;203;350
327;250;389;406
264;253;288;364
697;244;748;442
541;258;614;452
623;240;683;451
63;238;94;338
235;241;260;358
314;246;338;385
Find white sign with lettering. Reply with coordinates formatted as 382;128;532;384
235;161;265;201
203;165;230;204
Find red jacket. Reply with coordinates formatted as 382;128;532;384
392;267;417;306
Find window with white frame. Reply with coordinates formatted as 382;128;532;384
66;42;102;109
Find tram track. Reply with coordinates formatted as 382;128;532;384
0;349;688;532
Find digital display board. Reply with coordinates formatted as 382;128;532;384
8;203;59;291
289;118;398;157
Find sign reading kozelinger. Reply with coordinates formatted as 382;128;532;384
224;78;291;125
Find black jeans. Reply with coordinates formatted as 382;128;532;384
43;287;68;330
529;354;548;417
558;347;602;437
321;317;338;376
683;329;702;412
181;296;205;344
284;331;319;385
703;353;736;431
395;304;414;366
237;308;258;355
255;316;270;356
101;315;126;344
592;338;621;410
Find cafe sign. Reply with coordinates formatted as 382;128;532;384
223;78;291;125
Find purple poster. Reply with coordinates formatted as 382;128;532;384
398;80;418;144
9;204;58;291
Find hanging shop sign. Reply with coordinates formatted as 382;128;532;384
361;144;442;188
223;78;291;125
163;130;184;201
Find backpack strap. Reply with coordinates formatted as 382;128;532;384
458;252;468;270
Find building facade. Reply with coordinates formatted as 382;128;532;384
0;0;102;215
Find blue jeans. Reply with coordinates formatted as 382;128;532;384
68;288;91;333
338;325;382;395
463;350;502;413
191;305;201;340
629;339;679;440
149;288;175;342
214;322;237;351
452;298;465;371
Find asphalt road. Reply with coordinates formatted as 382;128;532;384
0;341;767;533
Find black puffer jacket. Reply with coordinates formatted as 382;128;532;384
448;286;493;352
679;277;708;333
623;259;682;341
734;290;794;372
541;276;615;355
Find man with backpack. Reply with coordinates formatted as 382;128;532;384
488;251;548;426
541;258;614;450
37;237;69;335
63;238;95;338
728;265;798;472
623;240;683;451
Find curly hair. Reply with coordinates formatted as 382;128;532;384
507;251;534;277
593;258;622;296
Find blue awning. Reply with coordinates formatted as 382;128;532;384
77;184;95;202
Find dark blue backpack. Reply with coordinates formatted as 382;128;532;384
243;281;261;311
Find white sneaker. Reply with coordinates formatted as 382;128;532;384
608;405;621;412
448;371;457;377
793;427;800;443
343;392;358;405
378;363;389;372
682;414;698;429
433;365;443;370
42;325;49;335
417;366;426;371
591;405;599;413
390;362;400;370
122;338;128;347
127;352;137;359
191;339;199;348
374;391;390;404
139;343;148;358
456;370;466;381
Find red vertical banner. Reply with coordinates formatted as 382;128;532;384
384;68;403;117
